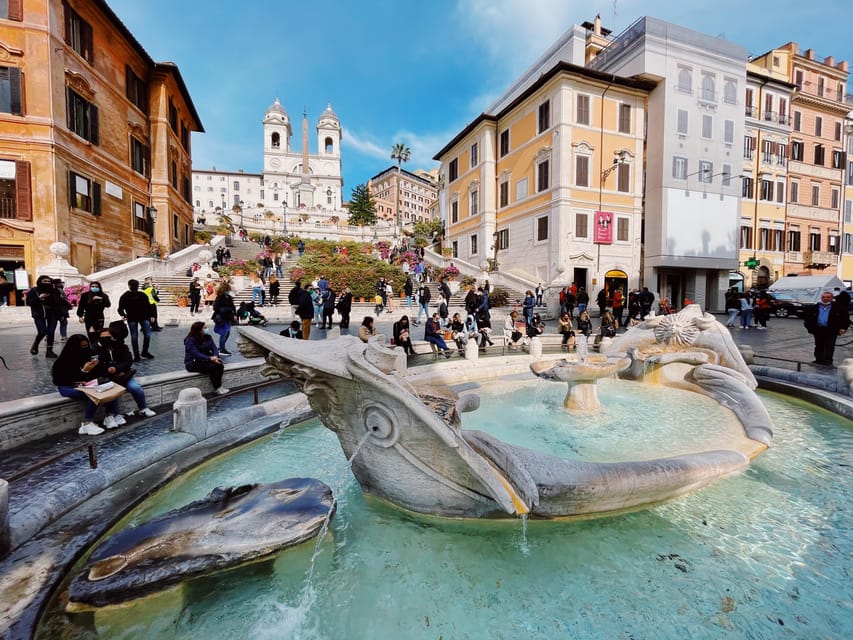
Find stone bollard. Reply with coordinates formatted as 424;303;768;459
837;358;853;397
172;388;208;440
528;336;543;358
0;478;9;557
465;339;479;362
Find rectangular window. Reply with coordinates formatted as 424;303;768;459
791;141;804;161
846;234;853;254
831;188;840;209
722;163;732;186
764;93;774;120
778;98;787;122
499;181;509;207
616;163;630;192
848;161;853;186
759;227;769;250
617;217;629;242
537;159;549;192
470;142;478;168
835;122;842;141
576;94;590;125
575;213;588;238
470;189;479;216
451;240;458;258
742;177;754;199
133;202;149;233
814;145;825;166
68;171;100;214
538;100;550;134
676;109;688;135
760;179;773;201
776;181;784;203
536;216;548;242
64;2;93;63
125;66;147;113
497;228;509;250
811;184;820;206
772;229;783;251
777;143;788;166
795;69;804;90
575;156;589;187
762;139;773;164
832;149;844;169
448;158;458;182
470;234;478;256
815;117;823;138
817;77;825;97
846;200;852;223
0;66;24;115
130;138;149;177
450;200;458;223
672;156;688;180
829;234;840;254
66;88;99;144
499;130;509;157
233;181;240;191
724;120;734;145
618;104;631;133
699;160;713;183
180;122;190;150
787;229;801;251
516;177;528;200
168;98;178;133
793;111;801;132
740;226;752;250
701;115;712;139
810;230;821;251
677;66;692;93
791;181;799;203
744;135;755;159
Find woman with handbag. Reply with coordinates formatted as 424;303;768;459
52;334;115;435
95;321;156;422
392;315;414;355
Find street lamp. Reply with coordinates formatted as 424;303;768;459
239;199;244;230
148;205;158;238
282;201;288;237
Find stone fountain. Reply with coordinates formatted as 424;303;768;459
237;304;773;520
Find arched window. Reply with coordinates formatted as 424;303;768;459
271;132;280;148
327;188;333;205
677;67;692;92
701;73;715;101
325;137;334;153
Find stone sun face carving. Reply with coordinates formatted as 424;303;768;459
653;313;701;347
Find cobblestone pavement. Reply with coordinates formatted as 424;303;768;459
0;307;849;403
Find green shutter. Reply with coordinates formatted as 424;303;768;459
89;103;99;145
92;182;101;216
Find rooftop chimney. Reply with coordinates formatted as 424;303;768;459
804;49;815;60
594;14;602;35
825;56;835;67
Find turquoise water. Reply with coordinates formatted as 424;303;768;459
42;385;852;639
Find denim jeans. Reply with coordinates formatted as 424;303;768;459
33;315;58;348
57;386;118;420
726;308;739;326
124;377;148;409
215;322;231;351
128;319;151;356
417;302;429;324
406;295;413;309
252;287;264;305
740;309;752;328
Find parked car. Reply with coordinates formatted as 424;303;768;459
766;292;806;318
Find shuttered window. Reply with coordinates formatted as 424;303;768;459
66;88;99;144
63;1;93;63
68;171;101;215
0;67;23;115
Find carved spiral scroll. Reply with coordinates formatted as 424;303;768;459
362;405;399;448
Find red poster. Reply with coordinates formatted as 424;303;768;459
594;211;613;244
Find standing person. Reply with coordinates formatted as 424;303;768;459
739;293;753;330
596;288;607;318
268;275;280;306
415;282;431;325
576;287;590;314
53;279;72;342
118;279;155;362
212;281;237;356
188;277;203;315
535;283;544;307
297;283;315;339
250;272;264;307
183;321;229;395
565;289;576;319
204;277;217;307
0;273;13;307
439;278;451;306
76;280;111;346
95;321;156;421
311;285;323;326
753;291;771;330
320;287;336;330
141;278;162;331
804;290;850;366
464;286;479;316
385;281;395;313
393;315;415;355
297;239;305;257
523;290;535;328
289;279;303;318
52;334;108;435
437;293;449;327
336;286;353;329
724;288;740;328
424;313;452;357
638;287;654;319
611;288;624;329
404;276;414;311
358;316;376;343
274;253;283;278
27;275;62;357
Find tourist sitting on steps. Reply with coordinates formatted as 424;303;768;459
95;321;156;423
358;316;376;343
558;313;576;351
183;321;229;395
503;310;523;349
424;313;452;358
52;334;115;436
392;315;414;355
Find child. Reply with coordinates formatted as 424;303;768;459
374;293;384;315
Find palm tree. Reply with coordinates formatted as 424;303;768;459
390;143;411;237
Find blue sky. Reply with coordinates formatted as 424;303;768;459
109;0;853;196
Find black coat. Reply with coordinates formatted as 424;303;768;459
118;290;153;322
77;290;111;321
26;284;62;320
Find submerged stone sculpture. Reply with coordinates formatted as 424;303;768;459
239;309;772;521
68;478;334;607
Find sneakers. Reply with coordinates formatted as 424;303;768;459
45;349;58;358
112;413;127;426
79;421;104;436
219;349;232;356
141;352;155;359
104;414;120;429
137;407;156;417
133;355;142;362
215;386;230;395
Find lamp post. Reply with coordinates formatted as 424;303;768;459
148;205;158;239
282;201;288;237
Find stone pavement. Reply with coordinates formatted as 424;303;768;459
1;305;849;403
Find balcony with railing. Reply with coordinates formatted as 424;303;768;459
745;106;757;118
0;197;16;219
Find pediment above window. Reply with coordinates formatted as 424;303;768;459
0;40;24;60
64;69;95;100
468;179;480;193
572;141;595;154
535;146;552;163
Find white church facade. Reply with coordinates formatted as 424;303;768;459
192;99;346;230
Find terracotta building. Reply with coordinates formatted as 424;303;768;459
368;166;439;228
0;0;202;297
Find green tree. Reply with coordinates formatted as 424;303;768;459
413;219;443;245
348;183;377;226
391;142;411;235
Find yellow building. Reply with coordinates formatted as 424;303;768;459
0;0;202;298
434;61;652;296
735;58;795;289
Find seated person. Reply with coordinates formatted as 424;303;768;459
52;334;115;435
424;313;452;358
599;310;617;339
373;294;384;315
392;315;414;355
557;313;576;351
576;310;593;337
503;310;523;349
463;314;481;348
184;321;229;395
476;310;495;347
280;320;303;338
237;302;269;326
358;316;376;343
449;312;469;353
95;321;156;421
525;313;545;340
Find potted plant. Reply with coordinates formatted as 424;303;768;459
166;286;189;307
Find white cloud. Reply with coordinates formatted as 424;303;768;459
343;128;388;161
344;126;456;170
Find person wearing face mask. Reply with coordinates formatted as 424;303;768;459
211;281;237;356
26;275;62;358
52;334;110;435
118;279;155;361
77;280;111;346
184;321;228;395
95;321;156;424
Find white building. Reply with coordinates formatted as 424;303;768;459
192;99;345;229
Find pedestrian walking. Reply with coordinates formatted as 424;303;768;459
77;280;111;345
118;279;155;361
211;281;237;356
739;293;753;330
26;275;62;358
